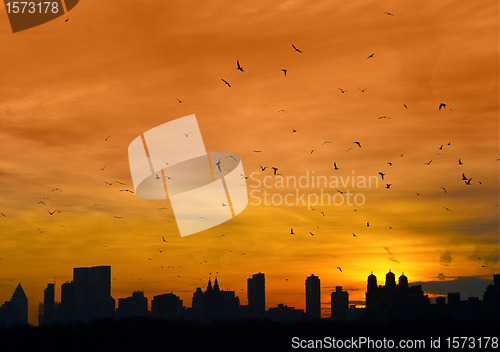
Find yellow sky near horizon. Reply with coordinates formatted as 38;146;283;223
0;0;498;324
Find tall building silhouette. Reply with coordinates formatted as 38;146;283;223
58;281;76;322
331;286;348;320
41;283;56;325
247;273;265;318
191;277;239;322
0;283;28;326
305;274;321;320
73;266;115;322
365;271;429;321
152;293;183;320
117;291;149;318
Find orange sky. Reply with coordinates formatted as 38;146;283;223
0;0;498;324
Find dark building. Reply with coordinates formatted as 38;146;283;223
331;286;349;320
152;293;183;320
191;277;239;322
40;283;56;325
305;274;321;320
436;296;446;306
0;283;28;326
267;304;304;322
365;271;429;321
447;292;460;305
73;266;115;322
117;291;149;318
58;281;76;323
247;273;265;318
482;274;500;322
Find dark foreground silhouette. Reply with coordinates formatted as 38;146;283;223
1;317;499;352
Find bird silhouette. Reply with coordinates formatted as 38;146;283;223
333;162;339;170
321;141;331;145
292;129;297;133
442;187;447;194
291;44;302;53
271;167;278;175
458;159;463;165
439;103;447;110
290;228;294;235
444;207;453;212
259;165;267;171
338;88;347;93
221;203;227;207
104;136;110;141
367;53;374;59
385;12;394;16
386;184;392;189
0;213;6;217
253;150;262;153
215;159;222;173
221;78;231;87
309;232;315;236
236;60;244;72
388;162;393;166
367;222;370;227
310;149;314;154
65;18;69;23
51;188;62;192
47;210;56;215
281;69;287;76
114;216;123;219
162;236;167;243
277;109;287;113
100;166;106;171
182;131;192;137
461;173;467;180
320;211;325;216
425;160;432;165
465;177;472;185
38;201;45;205
404;104;408;109
378;172;385;180
359;88;367;92
120;189;134;193
336;267;343;272
353;233;358;238
354;141;361;148
378;116;391;119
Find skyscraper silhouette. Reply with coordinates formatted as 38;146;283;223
58;281;76;322
73;266;115;322
117;291;149;318
41;283;55;325
247;273;265;318
331;286;349;320
0;283;28;326
305;274;321;320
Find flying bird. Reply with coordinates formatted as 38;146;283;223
114;216;123;219
215;159;222;173
290;228;294;235
338;88;347;93
367;222;370;227
354;141;361;148
183;131;192;137
388;162;393;166
221;78;231;87
439;103;447;110
100;166;106;171
442;187;447;194
386;184;392;189
120;189;134;193
367;53;374;59
271;167;278;175
320;211;325;216
51;188;62;192
277;109;287;113
378;172;385;180
425;160;432;165
221;203;227;207
378;116;391;119
352;233;358;238
253;150;262;153
236;60;244;72
465;177;472;185
0;213;6;217
310;149;314;154
104;136;110;141
291;44;302;53
359;88;367;92
292;129;297;133
259;165;267;171
65;18;69;23
38;201;45;205
403;104;408;109
47;210;56;215
333;162;339;170
385;12;394;16
309;232;315;236
461;173;467;180
444;207;453;212
336;267;342;272
321;141;331;145
281;69;287;76
162;236;167;243
458;159;463;165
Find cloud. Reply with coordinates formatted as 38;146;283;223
411;276;494;298
439;251;452;266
